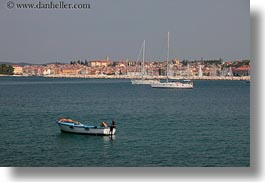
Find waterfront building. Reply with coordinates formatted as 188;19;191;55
90;60;113;67
198;65;203;77
233;65;250;76
43;69;51;75
61;67;79;75
13;65;23;75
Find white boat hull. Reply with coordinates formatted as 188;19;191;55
131;79;160;85
57;122;116;135
151;82;193;89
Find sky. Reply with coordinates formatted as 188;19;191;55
0;0;250;64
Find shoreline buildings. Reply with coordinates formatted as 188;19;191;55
3;59;250;80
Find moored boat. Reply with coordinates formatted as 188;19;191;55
151;80;193;89
56;118;116;135
131;40;160;85
131;79;160;85
150;32;194;89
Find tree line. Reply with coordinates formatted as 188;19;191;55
70;60;89;65
0;64;14;75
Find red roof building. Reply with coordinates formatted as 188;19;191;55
233;65;250;76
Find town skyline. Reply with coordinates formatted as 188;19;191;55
0;56;250;65
4;59;249;81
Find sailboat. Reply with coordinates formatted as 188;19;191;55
151;32;193;89
131;40;160;85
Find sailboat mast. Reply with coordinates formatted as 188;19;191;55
166;32;170;82
142;40;145;80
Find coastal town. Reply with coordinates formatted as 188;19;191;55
1;58;250;80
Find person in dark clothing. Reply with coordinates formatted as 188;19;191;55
110;120;116;137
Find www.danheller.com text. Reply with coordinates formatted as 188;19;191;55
6;0;91;10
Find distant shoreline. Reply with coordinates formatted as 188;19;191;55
0;74;250;81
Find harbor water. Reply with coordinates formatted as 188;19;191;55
0;77;250;166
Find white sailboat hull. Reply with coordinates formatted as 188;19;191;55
131;79;160;85
151;82;193;89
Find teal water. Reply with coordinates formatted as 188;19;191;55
0;77;250;166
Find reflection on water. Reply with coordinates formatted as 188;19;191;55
103;135;116;142
57;132;116;141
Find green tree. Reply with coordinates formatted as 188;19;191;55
0;64;14;75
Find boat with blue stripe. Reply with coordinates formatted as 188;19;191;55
56;118;116;136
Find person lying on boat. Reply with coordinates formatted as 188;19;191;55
58;118;80;125
101;121;108;127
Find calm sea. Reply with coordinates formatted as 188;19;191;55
0;77;250;167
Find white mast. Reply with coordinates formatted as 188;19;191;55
142;40;145;80
166;32;170;82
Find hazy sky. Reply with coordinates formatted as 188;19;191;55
0;0;250;63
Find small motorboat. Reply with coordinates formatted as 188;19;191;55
56;118;116;136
